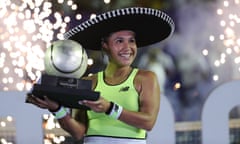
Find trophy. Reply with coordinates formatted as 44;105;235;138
27;40;99;110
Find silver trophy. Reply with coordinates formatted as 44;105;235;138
27;40;99;110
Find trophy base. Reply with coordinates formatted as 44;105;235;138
28;74;100;110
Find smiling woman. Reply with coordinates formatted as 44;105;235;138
102;30;137;67
26;7;175;144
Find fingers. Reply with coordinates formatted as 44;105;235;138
81;97;108;113
25;94;55;109
25;94;39;104
25;93;33;103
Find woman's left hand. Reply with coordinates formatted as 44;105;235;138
81;96;110;113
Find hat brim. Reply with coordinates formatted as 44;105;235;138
64;7;175;50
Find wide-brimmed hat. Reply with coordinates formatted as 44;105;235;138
64;7;175;50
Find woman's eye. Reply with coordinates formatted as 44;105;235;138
116;39;123;43
130;39;136;43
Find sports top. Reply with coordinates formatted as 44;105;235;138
86;68;146;139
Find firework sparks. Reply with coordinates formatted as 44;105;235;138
207;0;240;81
0;0;83;91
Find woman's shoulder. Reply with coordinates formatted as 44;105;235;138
134;69;158;92
134;69;158;87
136;69;157;80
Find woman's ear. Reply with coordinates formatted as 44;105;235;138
101;42;109;51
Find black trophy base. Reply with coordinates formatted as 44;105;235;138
28;74;100;110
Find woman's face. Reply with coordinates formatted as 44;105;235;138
102;30;137;67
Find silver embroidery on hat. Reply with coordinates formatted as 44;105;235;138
130;7;134;14
69;30;74;36
71;28;76;33
151;9;154;15
140;8;143;14
116;9;120;16
82;23;88;29
93;17;99;24
74;26;80;32
98;15;103;21
85;21;91;27
126;8;130;14
102;13;107;19
147;8;150;14
105;11;110;18
89;19;95;25
78;25;84;31
113;11;116;17
157;11;161;17
121;9;125;15
95;16;99;23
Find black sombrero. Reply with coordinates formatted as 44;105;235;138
64;7;175;50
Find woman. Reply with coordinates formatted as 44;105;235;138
27;7;175;144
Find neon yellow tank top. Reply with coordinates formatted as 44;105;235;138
86;68;146;139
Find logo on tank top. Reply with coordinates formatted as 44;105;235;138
119;86;130;92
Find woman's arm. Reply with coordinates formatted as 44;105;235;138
58;109;87;140
26;95;88;140
118;70;160;131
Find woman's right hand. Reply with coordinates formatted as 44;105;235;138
26;94;60;112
